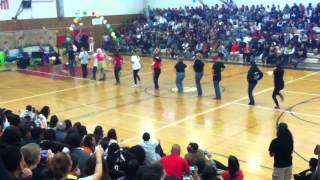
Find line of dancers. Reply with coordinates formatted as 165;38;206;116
53;48;285;109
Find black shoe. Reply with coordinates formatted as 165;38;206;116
248;102;255;105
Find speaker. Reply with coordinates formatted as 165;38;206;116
22;0;31;8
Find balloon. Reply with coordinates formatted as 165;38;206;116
69;27;74;31
79;22;84;26
111;32;115;36
91;11;95;16
109;28;113;32
83;11;87;16
95;13;101;17
106;24;111;29
70;24;76;28
103;20;107;24
73;18;78;24
100;16;104;21
66;36;72;42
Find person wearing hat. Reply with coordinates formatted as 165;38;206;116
247;61;263;105
212;56;225;99
272;62;285;109
152;56;162;89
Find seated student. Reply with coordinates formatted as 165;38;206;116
20;143;46;180
221;155;244;180
293;43;307;68
65;132;90;172
139;132;161;165
1;145;32;180
184;142;227;170
294;158;318;180
160;144;189;180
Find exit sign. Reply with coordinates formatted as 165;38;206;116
0;0;9;10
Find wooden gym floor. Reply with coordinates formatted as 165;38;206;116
0;56;319;179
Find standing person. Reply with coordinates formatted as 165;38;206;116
193;53;205;97
273;63;285;109
67;45;76;76
113;52;123;85
51;52;62;79
78;47;89;78
131;51;141;87
313;145;320;180
92;54;98;80
243;43;252;63
212;56;225;99
230;40;240;61
96;48;106;81
269;122;294;180
131;51;142;87
152;56;162;89
247;62;263;105
174;57;187;93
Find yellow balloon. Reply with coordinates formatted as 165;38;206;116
73;18;78;24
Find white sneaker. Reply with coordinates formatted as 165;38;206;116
131;84;137;88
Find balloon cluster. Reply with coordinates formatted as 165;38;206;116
65;10;116;43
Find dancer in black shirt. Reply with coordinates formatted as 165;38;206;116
212;57;225;99
247;62;263;105
273;63;285;109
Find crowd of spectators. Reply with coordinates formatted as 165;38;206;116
0;105;238;180
115;3;320;67
0;104;319;180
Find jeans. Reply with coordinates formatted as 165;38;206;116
133;69;141;85
272;166;292;180
153;69;161;89
213;81;221;98
92;66;97;80
272;84;284;107
176;72;185;93
248;82;257;104
81;64;88;78
114;66;121;84
195;72;203;96
68;59;75;76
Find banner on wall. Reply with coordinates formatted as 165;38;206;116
92;18;103;25
0;30;57;50
0;0;9;10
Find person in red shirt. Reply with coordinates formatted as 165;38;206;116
221;155;244;180
113;52;123;84
160;144;189;180
230;40;240;61
243;43;252;63
152;56;162;89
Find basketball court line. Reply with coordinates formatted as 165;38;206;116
121;71;318;144
233;102;320;119
283;90;320;97
0;67;173;105
301;78;320;82
0;82;98;105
